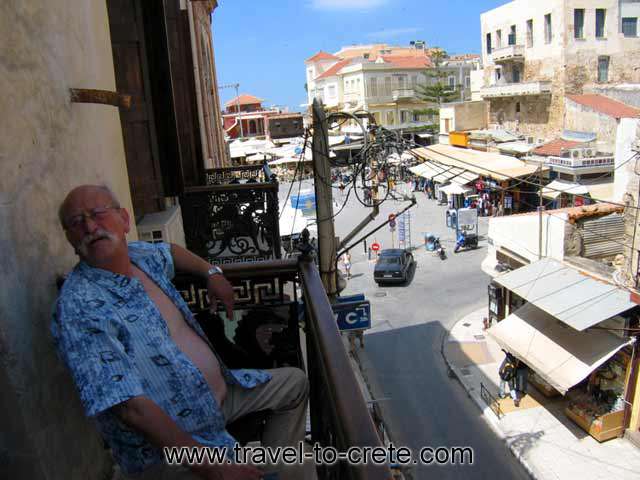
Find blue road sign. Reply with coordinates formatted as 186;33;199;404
333;300;371;332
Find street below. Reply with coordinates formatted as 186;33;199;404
282;180;530;479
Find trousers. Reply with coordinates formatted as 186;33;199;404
114;367;309;480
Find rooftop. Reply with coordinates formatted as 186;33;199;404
507;203;623;223
566;94;640;119
378;55;432;69
315;59;352;80
305;51;340;63
225;94;264;108
532;138;584;157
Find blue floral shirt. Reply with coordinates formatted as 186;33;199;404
51;241;271;474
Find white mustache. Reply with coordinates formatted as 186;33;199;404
77;229;118;256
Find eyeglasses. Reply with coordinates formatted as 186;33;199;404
64;206;121;231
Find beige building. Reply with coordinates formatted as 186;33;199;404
0;1;228;478
305;44;480;132
480;0;640;142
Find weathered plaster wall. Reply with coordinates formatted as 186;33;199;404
565;99;619;150
0;1;137;478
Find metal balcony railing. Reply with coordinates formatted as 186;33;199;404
180;164;281;265
174;256;394;480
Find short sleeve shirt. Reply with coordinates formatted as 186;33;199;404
51;241;271;474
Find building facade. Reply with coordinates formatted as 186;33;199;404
480;0;640;142
222;94;304;140
305;44;480;132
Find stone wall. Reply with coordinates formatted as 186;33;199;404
0;1;137;478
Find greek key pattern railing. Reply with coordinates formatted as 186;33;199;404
181;165;281;265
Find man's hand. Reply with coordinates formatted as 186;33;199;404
207;275;235;319
197;462;264;480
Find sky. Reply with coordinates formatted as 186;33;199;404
213;0;507;112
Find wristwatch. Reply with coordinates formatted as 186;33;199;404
207;265;224;277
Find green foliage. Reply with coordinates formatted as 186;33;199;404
414;47;461;124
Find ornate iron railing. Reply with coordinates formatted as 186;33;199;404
180;164;281;265
173;256;393;480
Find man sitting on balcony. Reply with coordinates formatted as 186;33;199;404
51;185;308;480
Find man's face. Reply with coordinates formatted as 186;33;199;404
61;187;130;266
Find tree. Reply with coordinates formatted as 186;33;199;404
413;48;460;124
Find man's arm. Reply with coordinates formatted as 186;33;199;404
169;243;235;317
114;396;263;480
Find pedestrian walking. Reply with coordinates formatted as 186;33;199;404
341;252;352;279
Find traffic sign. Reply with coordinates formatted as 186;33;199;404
371;243;380;252
389;219;396;228
388;213;396;222
333;300;372;332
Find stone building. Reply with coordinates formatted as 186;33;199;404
0;1;229;478
480;0;640;142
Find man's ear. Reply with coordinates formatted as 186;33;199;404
120;208;131;235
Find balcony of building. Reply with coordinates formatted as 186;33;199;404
177;164;393;480
546;153;615;175
392;88;416;101
481;81;552;98
490;44;524;63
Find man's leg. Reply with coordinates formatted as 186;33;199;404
223;367;309;480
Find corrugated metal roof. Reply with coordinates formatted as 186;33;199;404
494;258;635;331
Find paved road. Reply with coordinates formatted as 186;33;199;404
281;180;530;479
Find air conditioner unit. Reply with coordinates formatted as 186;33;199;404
583;148;596;158
527;136;535;144
570;149;582;159
137;204;187;248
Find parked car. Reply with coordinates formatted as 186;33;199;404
373;249;415;285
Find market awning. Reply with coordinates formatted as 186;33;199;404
439;183;474;195
412;144;545;181
493;258;636;331
409;161;478;184
488;303;634;395
542;179;590;199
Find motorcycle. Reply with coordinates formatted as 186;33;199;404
433;238;447;260
454;231;478;253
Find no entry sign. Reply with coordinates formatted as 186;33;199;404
371;243;380;252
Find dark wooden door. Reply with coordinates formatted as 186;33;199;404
107;0;164;218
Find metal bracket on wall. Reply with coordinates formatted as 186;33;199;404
69;88;132;109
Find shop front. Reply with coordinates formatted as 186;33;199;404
488;258;639;442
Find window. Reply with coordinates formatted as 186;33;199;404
328;85;336;98
486;33;492;54
526;19;534;47
623;17;638;37
596;9;606;38
400;110;409;124
386;111;395;126
509;25;516;45
544;14;552;43
513;65;521;83
413;111;421;122
574;9;585;39
515;102;521;113
411;75;418;88
496;29;502;48
363;53;370;59
465;76;471;88
384;76;392;96
368;78;378;97
598;56;610;83
448;75;456;88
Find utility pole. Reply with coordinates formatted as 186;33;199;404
538;162;544;260
218;82;244;138
312;99;337;300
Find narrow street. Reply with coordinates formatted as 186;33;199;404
282;180;530;479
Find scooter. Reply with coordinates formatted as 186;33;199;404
454;231;478;253
433;238;447;260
